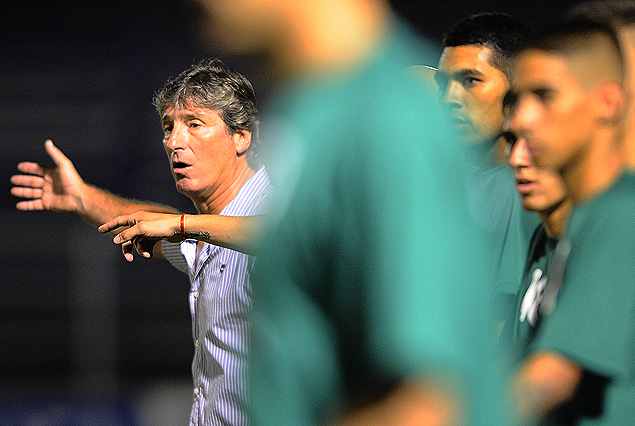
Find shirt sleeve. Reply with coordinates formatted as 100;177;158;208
531;207;635;380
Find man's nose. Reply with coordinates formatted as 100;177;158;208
165;122;187;151
508;97;540;137
440;80;463;107
508;136;531;169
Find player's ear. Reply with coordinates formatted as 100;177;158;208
596;82;626;124
233;130;252;155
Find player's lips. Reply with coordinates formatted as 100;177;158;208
515;177;535;195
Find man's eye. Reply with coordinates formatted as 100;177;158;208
462;76;479;87
503;131;517;147
163;125;173;134
534;88;555;103
503;91;518;115
502;131;517;158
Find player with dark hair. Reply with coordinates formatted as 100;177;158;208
435;12;540;329
507;18;634;425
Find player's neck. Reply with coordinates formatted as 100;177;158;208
564;132;625;204
619;27;635;170
470;136;507;169
539;198;573;239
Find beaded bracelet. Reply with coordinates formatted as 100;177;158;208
180;214;187;242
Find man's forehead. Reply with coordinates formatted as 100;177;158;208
163;105;220;120
513;51;571;85
438;44;496;71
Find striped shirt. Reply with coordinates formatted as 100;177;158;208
162;166;272;426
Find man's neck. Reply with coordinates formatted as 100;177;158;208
539;198;573;239
618;26;635;170
563;133;625;205
194;164;256;215
469;136;507;169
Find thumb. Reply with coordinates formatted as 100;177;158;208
44;139;72;168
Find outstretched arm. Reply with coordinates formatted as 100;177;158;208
99;211;264;261
11;140;178;233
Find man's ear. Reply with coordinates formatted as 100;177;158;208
596;82;626;124
233;130;252;154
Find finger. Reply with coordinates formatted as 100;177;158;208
15;162;46;177
11;186;43;199
44;139;72;168
99;216;137;234
121;241;134;262
112;227;140;244
112;231;129;244
111;221;146;244
15;199;44;211
11;174;45;188
133;238;152;258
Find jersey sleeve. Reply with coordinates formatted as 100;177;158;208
531;202;635;380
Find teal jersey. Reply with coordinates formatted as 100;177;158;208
525;172;635;425
469;163;541;325
501;224;558;359
249;19;506;426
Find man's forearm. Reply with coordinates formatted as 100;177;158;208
180;214;263;254
78;184;178;229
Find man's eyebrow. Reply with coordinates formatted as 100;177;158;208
435;69;485;85
163;111;201;123
180;113;201;121
453;69;485;78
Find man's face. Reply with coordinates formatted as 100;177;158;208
507;50;595;172
507;133;567;213
162;105;247;201
435;45;509;145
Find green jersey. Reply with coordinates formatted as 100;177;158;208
523;172;635;426
469;163;541;326
249;19;506;426
502;224;558;359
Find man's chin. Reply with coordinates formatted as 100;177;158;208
175;180;194;195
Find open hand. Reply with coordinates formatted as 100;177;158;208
11;140;86;213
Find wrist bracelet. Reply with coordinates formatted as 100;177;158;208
180;214;186;242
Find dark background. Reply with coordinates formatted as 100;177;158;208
0;0;580;424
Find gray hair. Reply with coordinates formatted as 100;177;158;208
154;58;261;166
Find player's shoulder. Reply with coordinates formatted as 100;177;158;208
572;171;635;236
600;171;635;210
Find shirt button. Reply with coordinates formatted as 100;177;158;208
193;291;199;298
195;339;200;347
194;387;200;395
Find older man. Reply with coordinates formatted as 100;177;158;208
12;58;271;426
